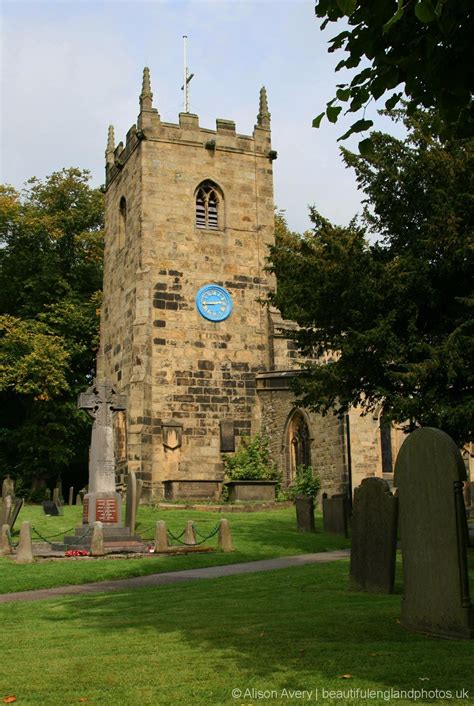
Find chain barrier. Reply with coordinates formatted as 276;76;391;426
31;525;92;546
31;527;76;542
167;523;220;547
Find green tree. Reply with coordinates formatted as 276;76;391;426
313;0;474;141
268;110;474;445
0;169;104;491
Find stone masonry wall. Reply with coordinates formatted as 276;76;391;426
101;100;276;495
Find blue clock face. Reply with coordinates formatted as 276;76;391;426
196;284;233;322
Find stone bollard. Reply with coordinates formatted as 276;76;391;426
90;521;105;557
1;523;12;556
15;521;34;564
184;520;196;546
218;518;234;552
154;520;169;552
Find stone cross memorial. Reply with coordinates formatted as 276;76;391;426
394;427;473;640
350;477;398;593
78;378;126;527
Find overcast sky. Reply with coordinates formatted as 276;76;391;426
1;0;403;233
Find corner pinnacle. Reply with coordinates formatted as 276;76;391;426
140;66;153;111
105;125;115;165
257;86;271;129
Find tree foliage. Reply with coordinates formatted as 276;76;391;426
0;168;104;489
313;0;474;141
269;110;474;445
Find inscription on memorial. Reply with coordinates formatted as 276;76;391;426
96;498;119;523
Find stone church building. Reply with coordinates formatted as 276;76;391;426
97;68;403;500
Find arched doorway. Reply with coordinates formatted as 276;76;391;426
287;410;312;482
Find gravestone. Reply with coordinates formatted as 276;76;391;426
322;493;350;537
135;478;144;512
42;500;60;516
78;379;126;526
52;487;61;507
2;475;14;499
68;486;74;506
0;496;12;527
394;427;473;639
295;496;316;533
125;470;137;533
8;498;23;530
55;479;64;504
350;477;398;593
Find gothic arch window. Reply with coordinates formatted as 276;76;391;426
287;410;312;482
118;196;127;250
195;181;223;230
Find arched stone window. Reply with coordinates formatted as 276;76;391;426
118;196;127;250
287;410;311;482
195;181;223;230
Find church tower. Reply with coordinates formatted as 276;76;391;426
98;68;277;497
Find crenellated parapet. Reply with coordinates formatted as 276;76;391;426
105;67;276;189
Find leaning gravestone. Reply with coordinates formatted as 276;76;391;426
350;477;398;593
394;427;473;639
322;493;350;537
8;498;24;531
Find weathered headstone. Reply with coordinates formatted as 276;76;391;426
0;495;12;527
75;493;82;506
2;475;14;500
42;500;60;516
15;521;33;564
52;487;61;506
68;486;74;506
90;521;105;556
350;477;398;593
184;520;196;545
295;496;316;533
55;479;64;504
322;493;350;537
125;470;137;533
135;478;144;513
394;427;474;639
154;520;169;552
1;524;12;556
78;379;126;526
218;518;233;552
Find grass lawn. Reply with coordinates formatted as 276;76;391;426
0;504;351;594
0;560;473;706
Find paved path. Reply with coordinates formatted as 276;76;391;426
0;550;350;604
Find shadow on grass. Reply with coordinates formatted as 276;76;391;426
36;561;473;701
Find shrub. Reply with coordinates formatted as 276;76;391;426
288;465;321;499
223;433;279;481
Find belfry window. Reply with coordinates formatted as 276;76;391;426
195;182;222;230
